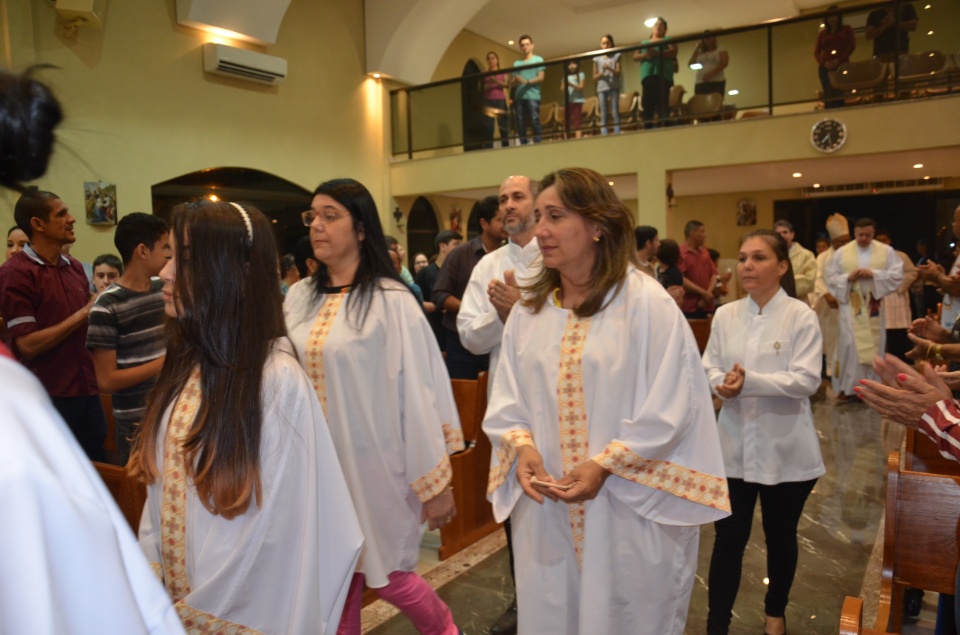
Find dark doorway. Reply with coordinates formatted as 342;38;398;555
462;59;485;152
151;168;312;256
775;190;960;266
407;197;441;266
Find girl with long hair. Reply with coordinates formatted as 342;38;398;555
132;199;362;634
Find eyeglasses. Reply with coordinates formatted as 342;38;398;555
302;208;346;227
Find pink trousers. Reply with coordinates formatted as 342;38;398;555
336;570;457;635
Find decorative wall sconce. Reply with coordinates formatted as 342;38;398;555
393;207;405;230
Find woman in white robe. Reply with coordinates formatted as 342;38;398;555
483;168;730;635
702;230;825;635
284;179;464;635
131;200;363;635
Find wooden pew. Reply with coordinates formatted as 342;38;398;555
867;450;960;632
839;596;891;635
93;461;146;532
903;427;960;478
688;318;712;354
440;372;501;559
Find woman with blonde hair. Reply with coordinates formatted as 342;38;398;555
483;167;730;635
132;199;362;634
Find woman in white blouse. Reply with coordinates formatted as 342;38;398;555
702;229;825;635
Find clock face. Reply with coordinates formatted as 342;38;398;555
811;119;847;153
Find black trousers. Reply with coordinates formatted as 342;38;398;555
641;76;672;127
707;477;817;635
444;329;489;380
51;394;107;462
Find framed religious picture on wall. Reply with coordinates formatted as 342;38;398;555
737;199;757;226
84;181;118;226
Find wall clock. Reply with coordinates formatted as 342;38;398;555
811;119;847;153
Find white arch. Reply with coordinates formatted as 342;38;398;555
365;0;489;85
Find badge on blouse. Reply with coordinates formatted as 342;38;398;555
774;341;781;355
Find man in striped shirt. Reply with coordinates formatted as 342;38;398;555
86;213;169;463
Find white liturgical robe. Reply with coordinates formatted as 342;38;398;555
826;240;903;393
285;280;464;588
0;355;184;635
703;288;826;485
457;238;542;395
138;342;363;634
483;269;730;635
812;247;840;389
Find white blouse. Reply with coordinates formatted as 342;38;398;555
702;288;826;485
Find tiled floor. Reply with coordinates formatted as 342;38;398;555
363;384;944;635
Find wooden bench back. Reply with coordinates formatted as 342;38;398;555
450;372;488;443
687;318;712;354
903;427;960;477
93;461;146;533
875;450;960;631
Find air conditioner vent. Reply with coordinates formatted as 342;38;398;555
202;43;287;85
802;178;943;197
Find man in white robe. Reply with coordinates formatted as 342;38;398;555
812;214;850;392
774;219;817;302
0;349;185;635
458;174;542;396
826;217;903;399
483;270;730;635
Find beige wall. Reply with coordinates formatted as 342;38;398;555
5;0;385;262
431;30;521;83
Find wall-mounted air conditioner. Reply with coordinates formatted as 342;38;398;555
202;43;287;85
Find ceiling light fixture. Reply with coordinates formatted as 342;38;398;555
924;175;931;180
644;17;658;28
813;183;821;188
608;181;614;186
792;172;802;178
728;89;739;95
208;194;219;202
914;163;924;168
924;4;931;8
690;63;703;70
928;30;934;35
507;40;514;45
372;72;381;79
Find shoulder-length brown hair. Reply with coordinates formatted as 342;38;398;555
128;200;286;519
524;167;636;317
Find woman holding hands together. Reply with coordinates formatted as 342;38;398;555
703;230;825;635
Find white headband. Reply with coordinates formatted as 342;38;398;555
229;202;253;241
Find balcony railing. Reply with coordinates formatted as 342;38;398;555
390;0;959;159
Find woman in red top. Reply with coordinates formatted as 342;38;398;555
814;6;856;109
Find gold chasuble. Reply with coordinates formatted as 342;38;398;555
840;241;887;364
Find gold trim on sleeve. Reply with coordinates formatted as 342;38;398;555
593;440;731;512
443;423;465;453
486;429;535;495
411;454;453;503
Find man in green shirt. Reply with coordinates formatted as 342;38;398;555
512;34;545;145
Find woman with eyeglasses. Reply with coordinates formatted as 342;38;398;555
285;179;465;635
132;199;362;634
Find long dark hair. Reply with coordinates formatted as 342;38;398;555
310;178;407;328
741;229;796;298
825;5;844;34
129;200;286;519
